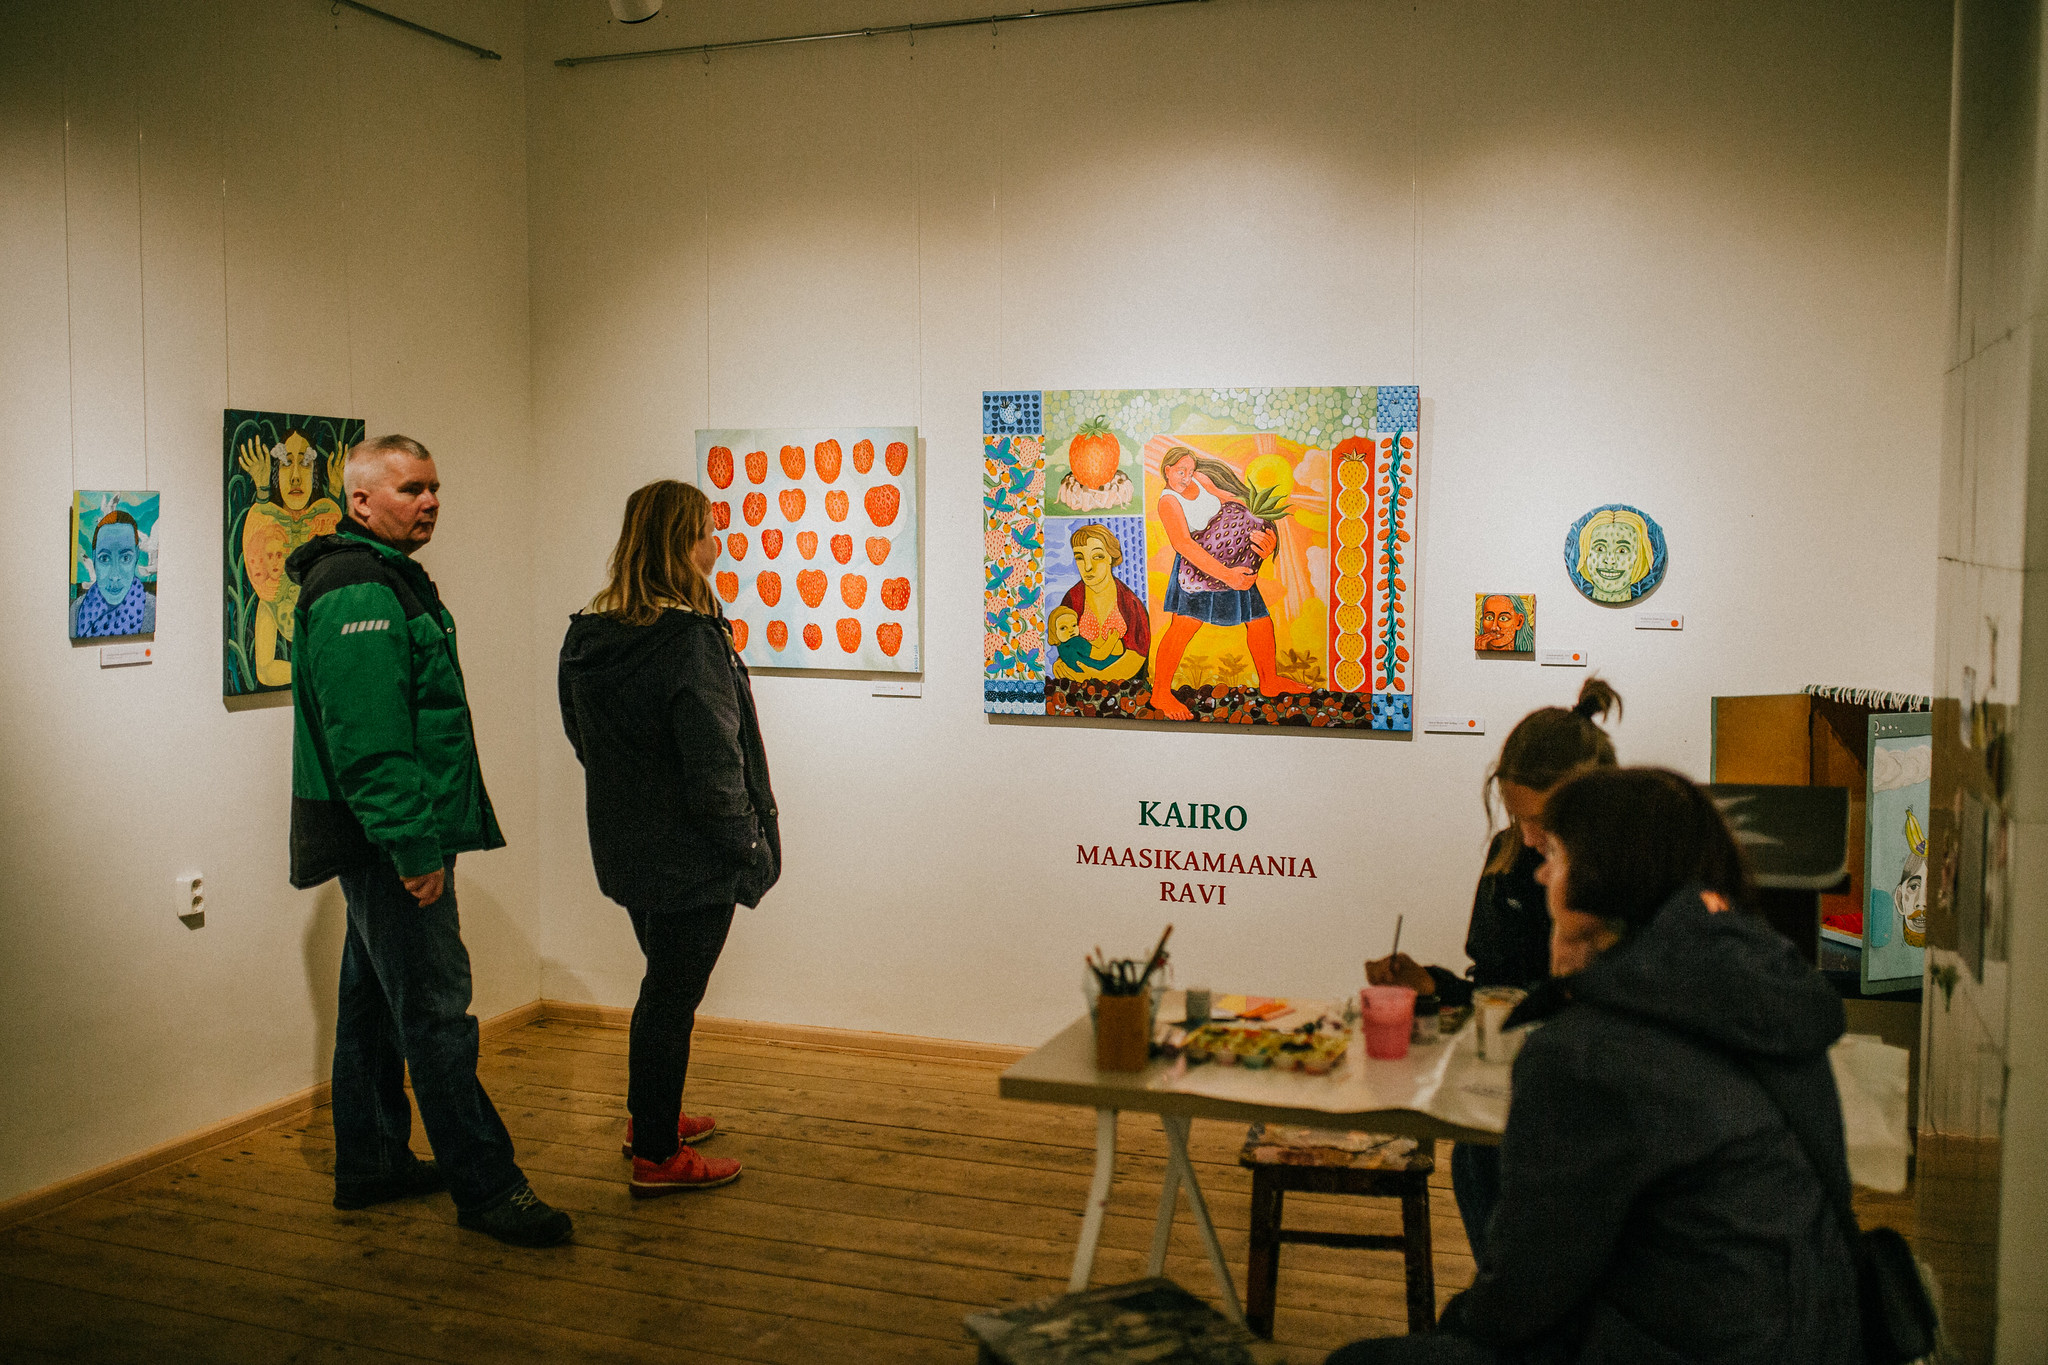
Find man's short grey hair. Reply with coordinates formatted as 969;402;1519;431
343;434;434;498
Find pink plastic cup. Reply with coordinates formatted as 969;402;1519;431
1361;985;1417;1060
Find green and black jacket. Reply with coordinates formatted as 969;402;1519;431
286;520;504;888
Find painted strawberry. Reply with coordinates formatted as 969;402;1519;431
803;623;823;650
797;530;819;560
797;569;827;607
876;621;903;657
1066;416;1119;489
825;490;849;522
743;492;767;526
766;620;788;651
864;484;901;527
745;449;768;484
726;532;747;561
706;446;734;489
756;570;782;606
814;439;843;483
852;439;874;474
831;534;853;564
865;536;891;565
881;576;910;611
840;574;868;608
762;528;783;558
885;440;909;476
729;619;748;651
835;618;861;653
780;444;805;479
712;501;731;530
779;488;806;521
715;571;738;602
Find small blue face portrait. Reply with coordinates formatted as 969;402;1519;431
92;519;140;605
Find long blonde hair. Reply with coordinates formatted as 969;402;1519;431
588;480;717;624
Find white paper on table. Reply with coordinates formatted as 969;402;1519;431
1151;1001;1511;1134
1151;1002;1912;1193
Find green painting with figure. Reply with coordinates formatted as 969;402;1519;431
223;409;363;696
983;387;1419;731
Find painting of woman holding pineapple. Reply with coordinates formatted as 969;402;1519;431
985;386;1417;730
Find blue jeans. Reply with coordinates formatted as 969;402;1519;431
332;856;524;1213
1452;1142;1503;1265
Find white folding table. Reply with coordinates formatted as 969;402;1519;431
996;1005;1502;1324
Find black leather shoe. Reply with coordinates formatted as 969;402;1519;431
456;1183;573;1247
333;1158;446;1210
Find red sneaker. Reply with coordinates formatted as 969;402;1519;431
629;1147;742;1197
621;1113;718;1158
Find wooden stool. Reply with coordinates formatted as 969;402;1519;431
1237;1124;1436;1339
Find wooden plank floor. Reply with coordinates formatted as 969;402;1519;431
0;1016;1916;1363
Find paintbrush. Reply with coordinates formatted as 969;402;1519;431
1135;923;1175;990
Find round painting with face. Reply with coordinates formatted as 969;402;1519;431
1563;503;1667;605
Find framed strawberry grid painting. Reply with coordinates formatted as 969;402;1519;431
983;387;1417;730
696;428;919;671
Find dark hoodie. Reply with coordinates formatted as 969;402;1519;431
1439;887;1859;1365
558;607;779;911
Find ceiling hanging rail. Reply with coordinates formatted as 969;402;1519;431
555;0;1209;69
330;0;503;60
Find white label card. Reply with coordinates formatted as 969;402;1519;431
100;643;154;667
1537;648;1587;666
871;679;922;697
1422;715;1486;734
1635;613;1684;630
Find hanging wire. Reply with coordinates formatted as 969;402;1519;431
556;0;1207;69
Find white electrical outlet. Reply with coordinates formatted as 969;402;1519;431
175;872;204;920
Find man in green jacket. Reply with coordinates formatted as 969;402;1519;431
287;434;570;1247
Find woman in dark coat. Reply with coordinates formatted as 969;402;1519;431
1334;768;1859;1365
559;479;780;1196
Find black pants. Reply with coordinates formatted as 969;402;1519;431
1451;1142;1503;1264
625;902;736;1162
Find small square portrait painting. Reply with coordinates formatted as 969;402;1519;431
71;490;160;640
1474;593;1534;652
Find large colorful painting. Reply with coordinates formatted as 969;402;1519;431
696;428;920;672
984;387;1418;729
71;490;160;640
223;411;361;695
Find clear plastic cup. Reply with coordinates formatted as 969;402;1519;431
1360;985;1417;1060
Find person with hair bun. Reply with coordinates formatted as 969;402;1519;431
1369;677;1621;1257
1330;768;1857;1365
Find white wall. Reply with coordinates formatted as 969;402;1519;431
525;0;1952;1043
0;0;537;1203
1930;1;2048;1355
